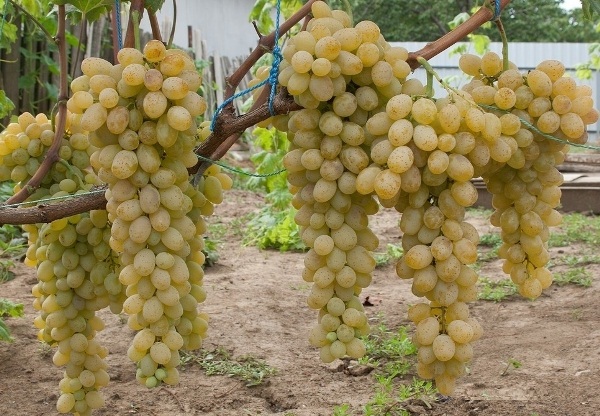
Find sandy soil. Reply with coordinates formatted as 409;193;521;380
1;189;599;416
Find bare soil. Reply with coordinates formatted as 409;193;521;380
1;189;599;416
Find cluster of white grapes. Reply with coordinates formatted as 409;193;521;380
0;112;120;415
279;0;402;362
67;40;231;392
30;209;117;415
460;53;598;298
281;0;598;395
0;111;99;195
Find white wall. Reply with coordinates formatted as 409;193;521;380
140;0;259;58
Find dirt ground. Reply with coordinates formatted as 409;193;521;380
1;189;599;416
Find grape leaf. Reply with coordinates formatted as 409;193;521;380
0;91;15;120
53;0;112;22
146;0;166;13
0;20;17;51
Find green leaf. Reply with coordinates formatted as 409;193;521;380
471;34;491;55
0;319;13;342
0;21;18;51
581;0;600;20
0;91;15;120
0;298;24;318
17;71;37;90
54;0;112;22
448;12;470;30
146;0;166;13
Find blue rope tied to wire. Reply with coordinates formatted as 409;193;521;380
210;0;283;131
115;0;123;49
491;0;501;21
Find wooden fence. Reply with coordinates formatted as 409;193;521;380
1;15;252;128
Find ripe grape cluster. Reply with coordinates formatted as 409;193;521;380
0;38;230;414
70;41;231;390
0;112;119;415
460;53;598;298
281;0;598;394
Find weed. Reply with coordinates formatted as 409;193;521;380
363;377;436;416
550;254;600;267
548;213;600;247
290;283;310;291
0;298;24;342
466;207;493;218
332;403;351;416
571;309;584;320
38;342;53;358
374;244;404;267
181;347;276;386
360;321;417;379
479;232;502;248
501;358;522;376
117;313;127;325
553;267;592;287
478;277;518;302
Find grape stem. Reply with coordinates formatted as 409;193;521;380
167;0;176;48
407;0;511;69
124;0;145;48
495;19;510;71
5;5;68;206
132;10;142;50
148;10;163;43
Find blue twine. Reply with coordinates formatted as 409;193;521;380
491;0;501;21
210;0;283;131
115;0;123;49
268;0;283;115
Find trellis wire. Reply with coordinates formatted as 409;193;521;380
479;104;600;151
0;188;107;210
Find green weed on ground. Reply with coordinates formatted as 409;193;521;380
0;298;24;342
478;277;518;302
548;212;600;247
333;317;437;415
374;244;404;267
180;347;276;386
553;267;593;287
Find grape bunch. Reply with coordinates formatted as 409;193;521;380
30;209;116;415
0;111;98;196
70;40;230;390
0;112;121;415
460;52;598;298
281;0;598;395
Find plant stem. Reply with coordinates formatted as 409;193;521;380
124;0;145;48
496;19;509;71
167;0;177;48
132;11;141;50
407;0;511;69
148;10;163;42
